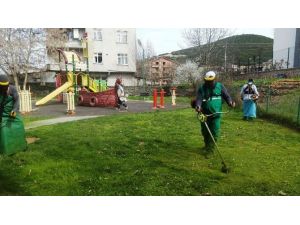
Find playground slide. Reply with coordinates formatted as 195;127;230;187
35;82;73;106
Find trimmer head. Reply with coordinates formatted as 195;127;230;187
221;162;230;174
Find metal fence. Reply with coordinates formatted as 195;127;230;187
258;87;300;127
273;45;300;68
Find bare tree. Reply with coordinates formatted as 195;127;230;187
175;60;203;90
136;39;156;60
0;28;25;88
183;28;231;67
136;39;157;85
145;40;156;59
0;28;67;89
19;28;46;89
45;28;68;60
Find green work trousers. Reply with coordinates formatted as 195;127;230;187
200;116;221;151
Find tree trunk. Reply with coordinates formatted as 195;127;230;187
23;69;28;90
12;72;19;91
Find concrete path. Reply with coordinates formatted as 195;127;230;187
25;100;189;130
25;115;102;130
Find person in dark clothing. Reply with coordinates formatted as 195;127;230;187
194;71;235;154
0;75;27;155
0;75;19;119
114;78;128;110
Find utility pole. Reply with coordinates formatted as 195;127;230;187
142;48;145;92
224;40;227;72
287;47;290;69
248;58;250;73
138;39;146;93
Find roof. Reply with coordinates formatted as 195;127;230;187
149;56;179;65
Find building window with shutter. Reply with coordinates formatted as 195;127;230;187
117;53;128;65
94;53;103;64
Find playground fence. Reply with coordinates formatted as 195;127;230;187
66;92;75;114
18;88;32;114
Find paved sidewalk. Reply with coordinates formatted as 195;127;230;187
25;115;102;130
25;100;189;130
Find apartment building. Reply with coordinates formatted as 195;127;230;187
149;56;178;85
44;28;137;87
273;28;300;69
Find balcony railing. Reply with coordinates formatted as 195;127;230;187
46;62;87;72
66;40;83;49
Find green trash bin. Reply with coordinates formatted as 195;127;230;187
0;95;27;155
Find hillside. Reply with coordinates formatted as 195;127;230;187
170;34;273;65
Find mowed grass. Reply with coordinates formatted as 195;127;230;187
0;108;300;196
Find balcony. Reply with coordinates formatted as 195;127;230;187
66;40;83;49
46;62;87;72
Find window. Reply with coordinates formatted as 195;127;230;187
93;29;102;41
118;54;128;65
73;29;79;39
116;30;128;43
68;31;73;41
94;53;103;64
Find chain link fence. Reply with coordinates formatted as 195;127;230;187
221;76;300;129
257;86;300;128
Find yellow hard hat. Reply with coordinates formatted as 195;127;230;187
204;71;216;81
0;75;9;86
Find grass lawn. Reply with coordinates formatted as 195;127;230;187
1;108;300;195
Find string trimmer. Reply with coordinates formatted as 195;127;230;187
197;112;230;174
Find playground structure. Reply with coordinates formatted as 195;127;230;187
19;87;33;114
35;49;118;110
171;87;176;106
152;87;177;109
152;88;166;109
66;92;75;115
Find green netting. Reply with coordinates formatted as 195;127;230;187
0;116;27;155
0;95;27;155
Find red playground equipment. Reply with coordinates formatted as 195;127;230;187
78;88;117;107
36;49;118;108
152;88;166;109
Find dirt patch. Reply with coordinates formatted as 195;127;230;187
259;79;300;98
26;137;40;144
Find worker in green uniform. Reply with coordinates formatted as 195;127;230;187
0;75;27;155
195;71;235;156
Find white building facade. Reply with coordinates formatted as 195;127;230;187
44;28;137;87
273;28;300;69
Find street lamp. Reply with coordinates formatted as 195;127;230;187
137;39;146;92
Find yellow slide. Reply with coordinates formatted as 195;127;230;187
35;81;73;106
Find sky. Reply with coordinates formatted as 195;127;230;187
137;28;274;55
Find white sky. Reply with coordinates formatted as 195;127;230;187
137;28;274;55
